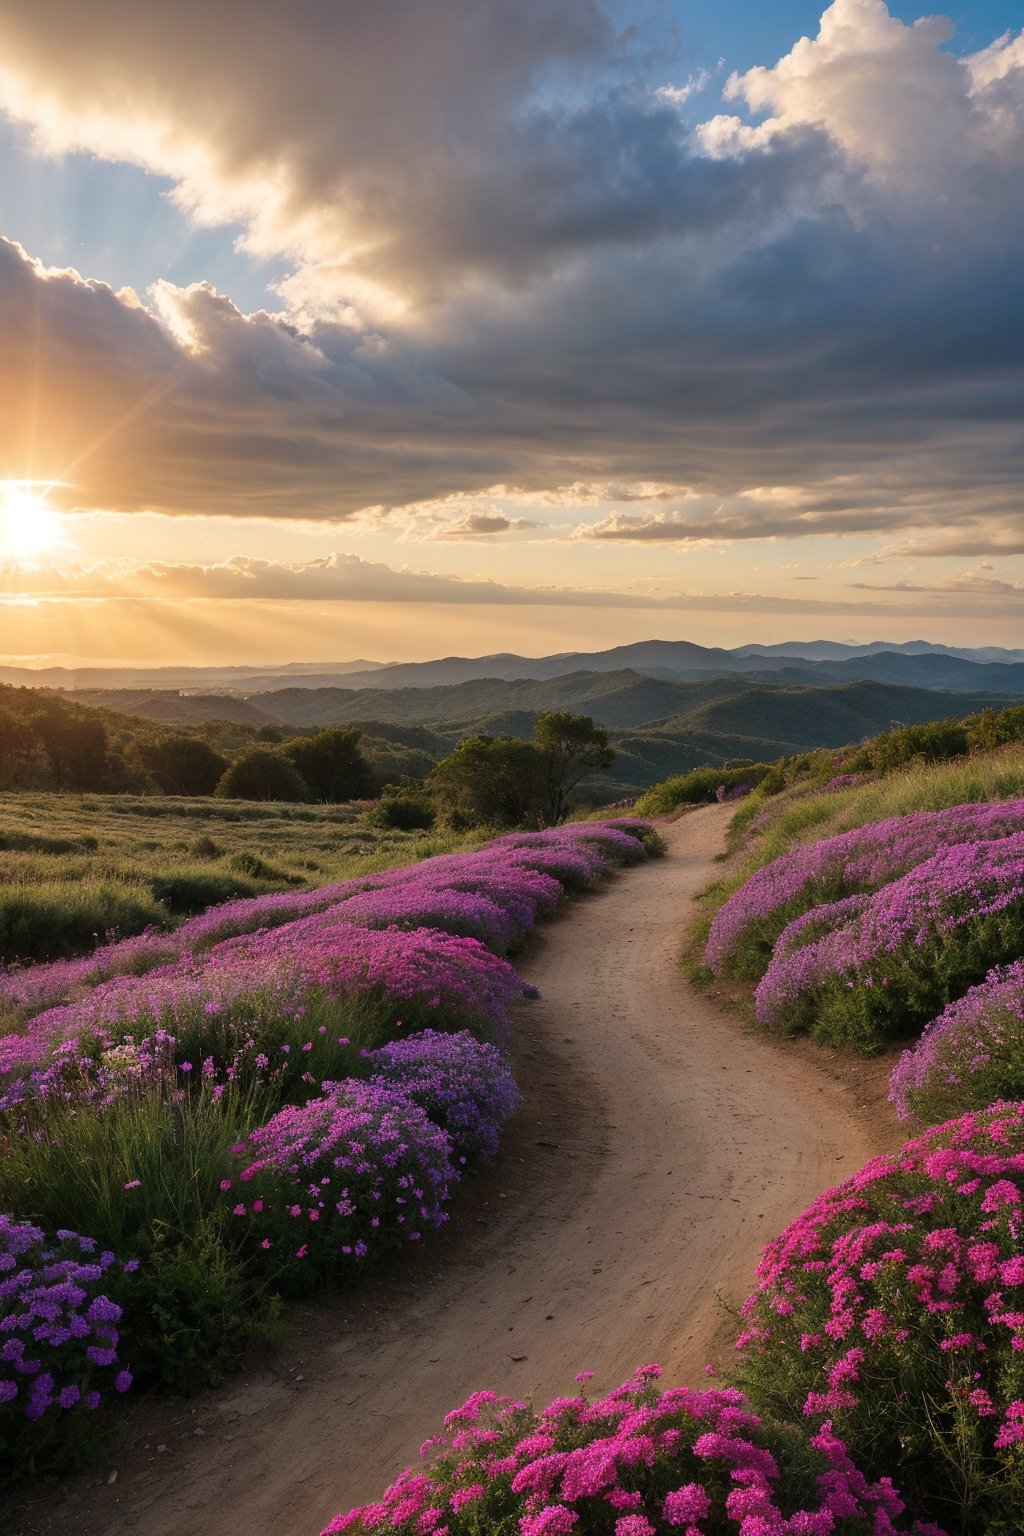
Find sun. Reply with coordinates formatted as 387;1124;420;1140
0;483;65;562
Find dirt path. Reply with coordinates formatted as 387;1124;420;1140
10;806;888;1536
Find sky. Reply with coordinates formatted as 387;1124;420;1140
0;0;1022;667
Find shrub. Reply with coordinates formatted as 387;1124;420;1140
369;1029;520;1159
228;1081;456;1290
0;1218;133;1478
635;764;772;817
0;880;169;965
366;790;436;831
737;1103;1024;1533
228;850;296;883
706;800;1024;981
889;961;1024;1122
322;1365;936;1536
150;869;262;913
753;830;1024;1051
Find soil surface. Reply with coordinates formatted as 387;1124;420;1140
6;805;898;1536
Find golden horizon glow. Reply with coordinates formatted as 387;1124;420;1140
0;484;65;562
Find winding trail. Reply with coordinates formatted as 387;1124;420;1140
17;806;885;1536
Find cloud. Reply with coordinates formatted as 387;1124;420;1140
431;515;541;540
6;550;1024;623
0;2;1021;558
849;562;1024;597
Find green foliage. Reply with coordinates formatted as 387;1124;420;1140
0;880;168;963
215;747;312;802
0;1085;267;1393
532;710;615;822
149;869;264;913
137;732;229;795
281;727;373;803
636;762;773;815
428;735;547;828
366;787;437;830
228;850;297;882
117;1217;274;1392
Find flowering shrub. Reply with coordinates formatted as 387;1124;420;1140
737;1103;1024;1532
0;926;530;1109
707;801;1024;980
0;1217;133;1477
889;961;1024;1122
753;830;1024;1050
228;1081;457;1288
818;774;869;796
369;1029;521;1159
327;886;522;953
322;1364;938;1536
0;822;646;1023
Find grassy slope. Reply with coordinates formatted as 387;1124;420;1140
0;793;477;964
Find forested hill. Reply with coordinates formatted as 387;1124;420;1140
31;672;1022;798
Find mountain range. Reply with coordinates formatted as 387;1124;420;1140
10;638;1024;697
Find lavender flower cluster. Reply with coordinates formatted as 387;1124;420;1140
0;1217;132;1461
369;1028;521;1160
753;829;1024;1045
889;960;1024;1121
228;1079;457;1278
707;800;1024;978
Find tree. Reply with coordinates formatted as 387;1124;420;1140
31;702;113;790
215;748;310;803
533;711;614;822
281;727;373;802
427;736;546;828
138;733;230;796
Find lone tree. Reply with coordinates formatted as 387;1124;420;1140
533;710;614;822
282;726;373;803
427;736;546;828
215;748;310;803
138;733;229;796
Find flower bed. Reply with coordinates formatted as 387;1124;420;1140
889;961;1024;1122
736;1103;1024;1532
322;1364;937;1536
706;801;1024;980
228;1079;457;1288
752;830;1024;1050
0;1217;133;1477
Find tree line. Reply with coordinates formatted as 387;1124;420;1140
0;686;615;826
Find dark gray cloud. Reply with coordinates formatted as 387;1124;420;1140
0;2;1022;559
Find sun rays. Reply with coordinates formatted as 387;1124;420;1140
0;482;65;562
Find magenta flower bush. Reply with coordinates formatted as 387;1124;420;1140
322;1364;939;1536
0;925;530;1109
707;801;1024;980
753;831;1024;1050
369;1028;521;1160
0;1217;133;1477
227;1080;456;1288
737;1103;1024;1532
889;961;1024;1122
326;886;522;953
0;822;649;1022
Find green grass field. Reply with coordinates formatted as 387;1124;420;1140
0;792;475;963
